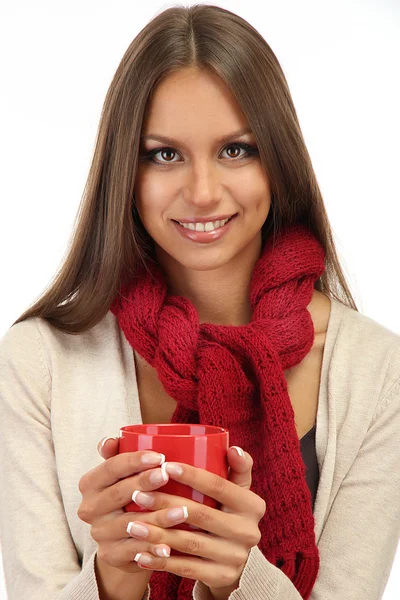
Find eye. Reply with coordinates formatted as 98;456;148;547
140;142;258;166
151;148;180;164
221;144;249;160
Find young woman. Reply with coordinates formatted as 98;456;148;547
0;5;399;600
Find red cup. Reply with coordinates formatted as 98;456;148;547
119;423;229;552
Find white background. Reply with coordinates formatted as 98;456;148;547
0;0;399;597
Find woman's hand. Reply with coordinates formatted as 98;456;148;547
77;438;180;573
90;438;266;598
125;451;266;598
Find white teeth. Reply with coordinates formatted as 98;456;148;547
178;217;231;232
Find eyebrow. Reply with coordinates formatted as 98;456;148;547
140;127;254;147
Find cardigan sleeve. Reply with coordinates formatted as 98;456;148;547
193;377;400;600
0;321;150;600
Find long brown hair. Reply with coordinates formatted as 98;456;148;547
13;3;358;334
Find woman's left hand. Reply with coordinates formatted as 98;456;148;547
126;447;266;599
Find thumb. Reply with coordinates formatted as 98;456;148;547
227;446;253;490
97;436;119;460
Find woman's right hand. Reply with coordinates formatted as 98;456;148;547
77;437;185;574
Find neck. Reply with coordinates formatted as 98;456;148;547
155;240;262;326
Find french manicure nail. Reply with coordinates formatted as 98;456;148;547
155;546;171;557
134;553;153;565
132;490;155;507
99;436;118;451
163;462;183;476
141;453;166;465
167;506;188;521
231;446;245;457
150;468;168;484
126;521;149;538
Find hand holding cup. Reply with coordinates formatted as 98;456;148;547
79;428;266;597
77;440;179;572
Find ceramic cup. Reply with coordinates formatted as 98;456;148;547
119;423;229;553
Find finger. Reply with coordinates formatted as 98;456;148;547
79;450;166;493
97;538;171;571
97;437;119;460
94;496;259;552
227;446;253;490
91;466;172;517
92;506;190;543
130;494;257;542
160;462;260;514
127;520;249;566
134;553;240;590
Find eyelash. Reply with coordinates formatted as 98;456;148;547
140;142;259;166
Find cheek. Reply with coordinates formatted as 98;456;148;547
243;189;271;219
239;171;271;213
256;180;272;216
259;194;272;216
136;194;168;229
134;171;168;223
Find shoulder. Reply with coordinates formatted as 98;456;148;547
0;317;44;367
336;298;400;356
330;297;400;404
0;311;123;369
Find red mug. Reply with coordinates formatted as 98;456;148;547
119;423;229;545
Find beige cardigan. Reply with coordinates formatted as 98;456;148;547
0;297;400;600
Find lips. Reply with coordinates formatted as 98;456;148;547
173;213;237;224
172;213;237;244
177;216;232;232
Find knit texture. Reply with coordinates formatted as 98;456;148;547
110;224;325;599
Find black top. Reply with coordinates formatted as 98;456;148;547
300;423;319;511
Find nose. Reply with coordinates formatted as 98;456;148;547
183;160;222;210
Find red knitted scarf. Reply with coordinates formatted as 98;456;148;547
110;224;325;599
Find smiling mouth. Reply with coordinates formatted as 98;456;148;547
172;214;237;232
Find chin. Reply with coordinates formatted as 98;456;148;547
173;251;234;272
156;237;260;274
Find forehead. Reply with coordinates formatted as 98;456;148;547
141;67;250;140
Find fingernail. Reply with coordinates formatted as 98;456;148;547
231;446;245;457
126;521;149;538
163;462;183;476
155;546;171;557
98;436;118;452
150;468;168;484
132;490;155;507
141;452;166;465
134;553;153;565
167;506;188;521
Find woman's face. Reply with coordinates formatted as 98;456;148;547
135;67;271;273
